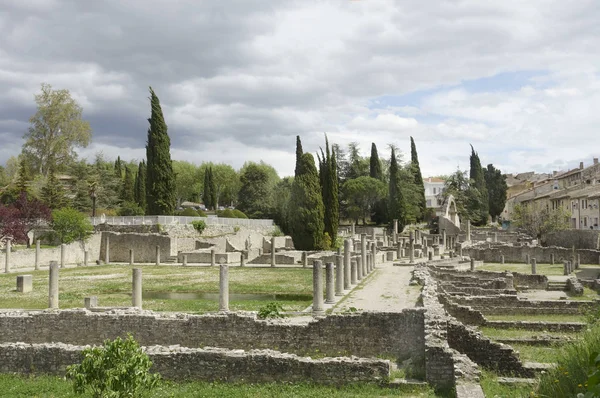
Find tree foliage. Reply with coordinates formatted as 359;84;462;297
318;137;339;247
468;145;489;225
388;147;407;231
290;153;325;250
13;192;52;246
23;83;92;176
512;203;570;239
342;176;387;225
369;143;387;224
120;165;135;204
441;169;480;221
134;161;147;212
484;164;508;222
145;87;176;215
51;207;93;244
410;137;426;221
66;334;160;398
237;162;279;219
41;167;68;210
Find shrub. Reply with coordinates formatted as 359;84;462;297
232;209;248;219
177;208;199;216
271;226;284;237
191;220;206;234
196;209;207;217
66;334;160;398
51;208;93;244
322;232;332;250
217;209;235;218
257;302;285;319
117;202;145;216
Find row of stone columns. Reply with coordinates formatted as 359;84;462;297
5;240;90;274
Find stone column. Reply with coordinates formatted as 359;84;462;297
60;244;66;268
357;256;363;280
48;261;59;309
371;242;377;268
211;248;216;266
459;246;463;257
335;255;343;296
156;245;161;266
83;250;88;267
312;260;324;315
302;252;308;268
371;229;376;242
360;234;367;276
500;255;505;264
132;268;142;309
525;254;530;265
351;258;357;284
563;261;569;276
129;249;134;266
505;271;514;289
343;239;351;290
470;258;475;272
393;219;398;234
428;251;433;261
4;238;11;273
442;229;447;250
105;235;110;264
183;254;188;267
466;220;471;241
351;223;355;237
576;254;581;270
550;253;555;265
240;252;245;267
219;263;229;312
271;238;276;267
325;262;335;304
35;239;40;271
366;253;370;274
397;242;402;259
531;258;537;275
494;232;498;243
409;231;415;263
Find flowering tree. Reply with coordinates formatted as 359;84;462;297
0;193;51;246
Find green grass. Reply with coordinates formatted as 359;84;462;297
479;327;583;341
510;344;559;363
568;287;600;301
478;262;598;276
485;314;587;323
0;374;440;397
479;370;536;398
0;265;315;313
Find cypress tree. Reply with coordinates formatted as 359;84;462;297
209;167;217;209
121;165;135;203
41;167;67;210
134;161;147;211
410;137;426;221
320;137;338;246
369;143;382;180
290;153;325;250
16;158;30;193
114;156;123;179
388;148;407;231
469;145;489;225
203;167;211;209
370;143;386;224
295;135;303;176
145;87;176;215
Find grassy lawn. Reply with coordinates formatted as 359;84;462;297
478;262;598;276
0;265;316;313
568;287;600;301
511;344;560;363
479;370;536;398
0;374;440;398
479;327;583;341
485;314;587;323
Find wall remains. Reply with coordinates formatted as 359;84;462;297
99;232;172;262
544;230;600;250
464;245;600;265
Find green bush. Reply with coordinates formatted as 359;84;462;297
66;334;160;398
257;302;285;319
217;209;235;218
51;208;94;244
232;209;248;219
117;202;145;216
271;226;284;237
196;209;207;217
191;220;206;234
177;208;199;216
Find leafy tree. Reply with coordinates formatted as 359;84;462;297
134;161;147;212
237;162;279;219
388;147;407;232
91;153;121;211
13;192;51;247
41;167;68;209
410;137;426;221
512;203;570;239
114;156;123;179
66;334;160;398
22;83;92;176
145;87;176;215
117;202;145;216
440;169;482;222
0;166;8;187
0;205;25;242
202;167;213;209
273;177;293;234
290;153;325;250
295;135;303;176
318;137;339;247
208;166;217;209
369;143;387;224
346;142;369;180
342;176;387;225
120;165;135;203
210;164;239;207
484;164;508;222
15;157;31;193
469;145;489;225
173;160;200;205
51;208;93;244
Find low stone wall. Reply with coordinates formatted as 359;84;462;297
100;232;173;263
544;230;600;250
5;234;102;270
0;310;425;359
450;295;597;313
485;320;586;332
465;245;600;265
0;343;390;385
438;296;486;326
177;251;240;264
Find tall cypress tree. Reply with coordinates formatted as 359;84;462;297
290;153;325;250
295;135;303;176
410;137;426;221
121;165;135;203
370;143;386;224
320;137;338;245
145;87;176;215
469;144;489;225
16;157;30;193
202;167;211;209
134;161;147;211
209;167;217;209
114;156;123;179
388;147;407;231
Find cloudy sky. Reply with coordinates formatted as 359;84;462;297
1;0;599;178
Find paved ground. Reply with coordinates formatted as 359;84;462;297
332;260;420;313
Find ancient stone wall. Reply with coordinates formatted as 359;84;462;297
0;310;424;359
465;245;600;265
99;232;173;262
544;230;600;250
0;343;390;385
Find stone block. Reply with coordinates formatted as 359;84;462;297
84;296;98;309
16;275;32;293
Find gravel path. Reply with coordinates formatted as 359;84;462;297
333;261;420;313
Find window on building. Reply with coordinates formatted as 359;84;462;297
583;217;588;227
427;199;432;207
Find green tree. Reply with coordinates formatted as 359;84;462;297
23;83;92;176
15;157;31;193
468;145;489;225
41;167;68;209
342;176;387;225
51;207;93;244
369;143;387;224
202;166;212;209
66;334;160;398
346;142;369;180
172;160;200;205
290;153;325;250
484;164;508;222
295;135;303;176
210;164;240;207
410;137;426;221
388;147;407;231
208;166;217;209
512;203;570;239
318;138;338;246
114;156;123;179
134;161;147;211
120;165;135;203
145;87;176;215
237;162;279;218
273;177;293;234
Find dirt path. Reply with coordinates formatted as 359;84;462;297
332;261;420;313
